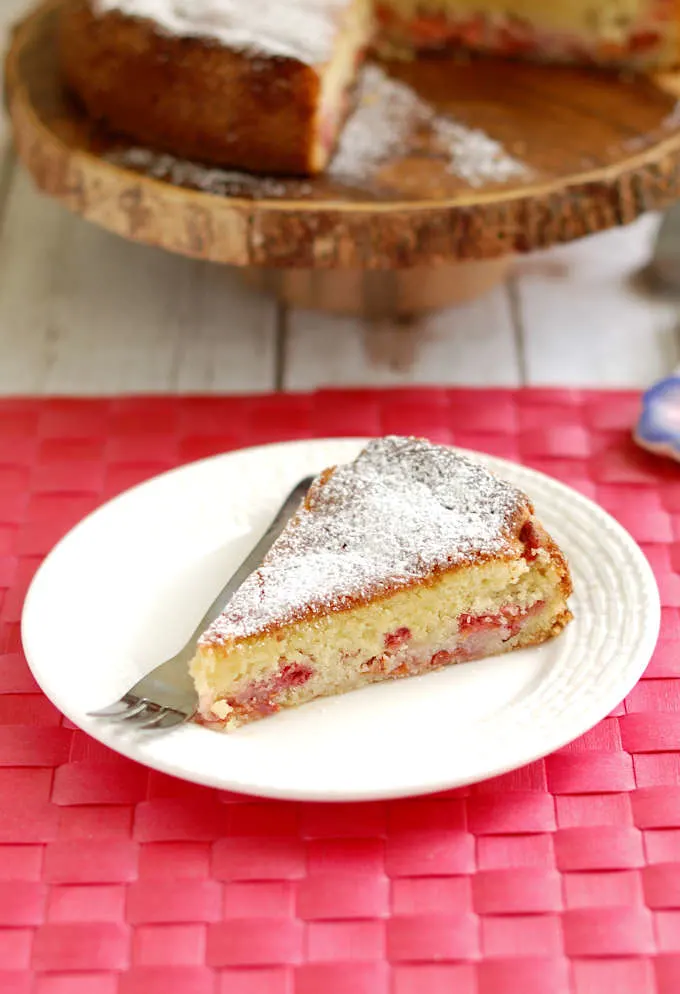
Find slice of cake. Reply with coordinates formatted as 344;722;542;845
190;436;572;730
376;1;680;67
58;0;373;175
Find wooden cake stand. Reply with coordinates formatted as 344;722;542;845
7;0;680;316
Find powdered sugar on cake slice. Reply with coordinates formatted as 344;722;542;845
202;436;530;643
94;0;347;64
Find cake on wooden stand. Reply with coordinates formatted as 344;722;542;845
7;0;680;316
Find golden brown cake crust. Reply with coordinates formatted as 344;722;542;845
58;0;326;175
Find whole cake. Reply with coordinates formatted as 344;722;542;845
58;0;680;176
190;437;573;730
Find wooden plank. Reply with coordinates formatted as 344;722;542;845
0;169;277;394
517;213;678;387
284;283;521;390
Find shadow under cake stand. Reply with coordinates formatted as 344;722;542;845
7;0;680;316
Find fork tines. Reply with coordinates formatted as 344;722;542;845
89;695;189;730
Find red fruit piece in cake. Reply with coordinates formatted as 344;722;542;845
385;627;411;649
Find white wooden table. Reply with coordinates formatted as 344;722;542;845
1;6;678;395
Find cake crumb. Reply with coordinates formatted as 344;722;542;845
210;700;233;720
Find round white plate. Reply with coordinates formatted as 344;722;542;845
22;438;660;802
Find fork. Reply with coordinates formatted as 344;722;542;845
89;475;315;730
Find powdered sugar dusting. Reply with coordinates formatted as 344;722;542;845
203;436;529;643
329;66;428;181
94;0;345;64
105;147;313;198
330;66;529;187
433;117;529;186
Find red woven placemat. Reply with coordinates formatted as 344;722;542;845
1;387;678;994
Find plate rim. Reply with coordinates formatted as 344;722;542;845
21;436;661;801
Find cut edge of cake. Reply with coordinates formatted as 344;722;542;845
374;0;680;68
311;0;375;172
189;436;573;730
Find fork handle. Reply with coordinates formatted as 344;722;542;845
188;475;314;643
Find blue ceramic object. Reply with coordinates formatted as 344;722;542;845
635;372;680;461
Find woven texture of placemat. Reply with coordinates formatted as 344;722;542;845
1;387;678;994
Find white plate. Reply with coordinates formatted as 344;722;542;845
22;438;660;802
